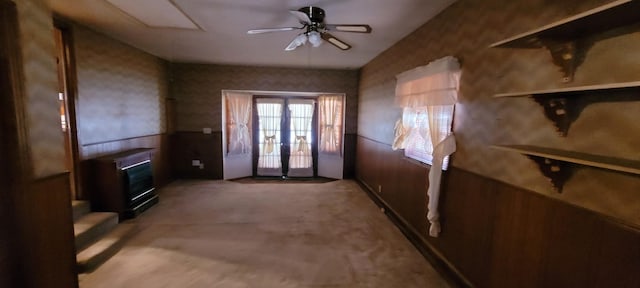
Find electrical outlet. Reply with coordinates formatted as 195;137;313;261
202;127;212;134
199;163;205;169
378;185;382;193
192;160;200;166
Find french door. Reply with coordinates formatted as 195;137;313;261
253;97;317;177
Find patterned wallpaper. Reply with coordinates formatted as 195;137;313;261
171;64;359;134
359;0;640;225
15;0;66;178
74;25;168;147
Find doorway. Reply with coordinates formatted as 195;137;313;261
54;25;80;199
252;97;318;178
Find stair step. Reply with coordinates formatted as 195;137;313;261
74;212;118;252
76;223;137;273
72;200;91;221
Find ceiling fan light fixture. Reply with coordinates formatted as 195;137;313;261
308;31;322;47
295;33;308;46
286;33;308;51
248;6;371;51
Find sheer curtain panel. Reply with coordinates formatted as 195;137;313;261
395;56;461;237
287;99;314;177
256;99;284;176
225;92;252;155
319;95;343;155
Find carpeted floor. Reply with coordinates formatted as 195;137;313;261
79;179;449;288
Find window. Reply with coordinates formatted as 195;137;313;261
224;92;252;155
402;106;453;169
288;101;314;171
393;56;460;238
394;56;459;169
318;95;343;155
256;99;283;174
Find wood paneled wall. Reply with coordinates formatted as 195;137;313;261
170;64;360;179
1;1;78;286
170;131;223;179
70;22;171;198
343;133;357;179
170;132;355;179
16;173;78;288
356;135;640;288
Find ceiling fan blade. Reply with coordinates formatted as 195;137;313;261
247;27;299;34
324;24;372;33
321;32;351;50
289;10;312;24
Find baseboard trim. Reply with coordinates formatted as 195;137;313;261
356;178;472;288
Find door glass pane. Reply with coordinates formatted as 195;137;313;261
288;100;314;176
256;100;283;176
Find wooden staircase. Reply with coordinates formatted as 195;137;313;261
72;200;136;273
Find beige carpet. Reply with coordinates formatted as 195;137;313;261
79;180;449;288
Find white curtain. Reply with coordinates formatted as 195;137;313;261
288;99;314;177
395;56;461;237
392;107;414;150
319;95;343;155
225;92;252;155
392;119;406;150
424;105;455;237
256;99;283;176
396;56;460;108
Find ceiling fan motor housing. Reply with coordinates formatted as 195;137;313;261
299;6;325;23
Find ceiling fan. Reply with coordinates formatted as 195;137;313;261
247;6;372;51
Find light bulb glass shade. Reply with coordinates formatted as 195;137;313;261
308;31;322;47
285;33;308;51
295;33;307;47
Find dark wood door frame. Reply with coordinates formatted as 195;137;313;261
251;95;318;177
53;20;82;199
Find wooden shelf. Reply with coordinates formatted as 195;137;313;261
492;145;640;174
491;145;640;191
489;0;640;82
494;81;640;98
494;81;640;136
489;0;640;49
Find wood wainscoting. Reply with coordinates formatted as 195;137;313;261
170;131;223;179
342;133;357;179
78;134;171;200
167;131;353;180
16;172;78;288
356;135;640;288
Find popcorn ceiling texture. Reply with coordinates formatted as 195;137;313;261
358;0;640;225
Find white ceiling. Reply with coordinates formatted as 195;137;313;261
46;0;456;69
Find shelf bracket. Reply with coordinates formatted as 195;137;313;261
532;95;580;136
526;155;572;192
540;39;584;83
